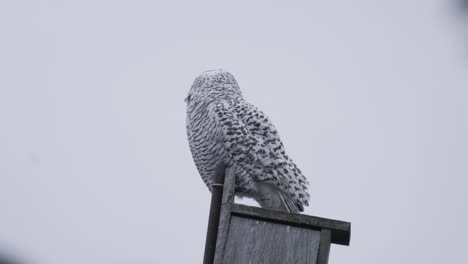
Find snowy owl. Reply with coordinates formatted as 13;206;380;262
185;70;310;213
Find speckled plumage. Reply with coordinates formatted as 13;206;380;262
185;70;310;213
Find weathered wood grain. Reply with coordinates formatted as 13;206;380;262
231;204;351;246
317;229;331;264
213;166;236;264
203;163;227;264
222;216;321;264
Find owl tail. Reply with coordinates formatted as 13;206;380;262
254;182;302;213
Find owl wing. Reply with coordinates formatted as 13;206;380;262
210;100;310;212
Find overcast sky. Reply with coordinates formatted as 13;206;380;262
1;1;467;263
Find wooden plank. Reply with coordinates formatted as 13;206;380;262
316;229;331;264
231;204;351;246
213;166;236;264
203;163;227;264
223;216;321;264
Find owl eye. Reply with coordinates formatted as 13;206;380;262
184;95;191;103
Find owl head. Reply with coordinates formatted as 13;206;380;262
185;69;243;105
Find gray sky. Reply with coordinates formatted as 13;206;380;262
1;1;467;263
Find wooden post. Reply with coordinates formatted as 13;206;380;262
203;163;227;264
317;229;332;264
213;167;236;263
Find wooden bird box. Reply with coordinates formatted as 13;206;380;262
203;166;351;264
